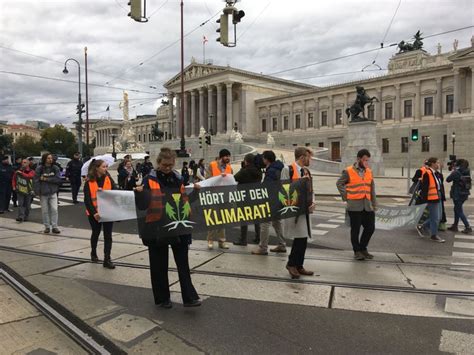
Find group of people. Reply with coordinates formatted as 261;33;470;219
117;154;154;190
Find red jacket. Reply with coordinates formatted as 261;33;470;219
12;168;35;190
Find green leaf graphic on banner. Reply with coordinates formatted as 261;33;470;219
182;201;191;219
278;191;287;206
279;183;299;215
291;190;298;205
165;202;177;221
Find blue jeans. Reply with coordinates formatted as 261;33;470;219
423;201;441;236
453;199;470;228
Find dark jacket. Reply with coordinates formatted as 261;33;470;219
0;162;14;187
66;158;83;180
135;169;192;247
418;168;441;203
83;174;118;216
264;160;284;182
234;165;263;184
33;164;62;196
447;167;471;200
141;162;154;177
118;167;138;190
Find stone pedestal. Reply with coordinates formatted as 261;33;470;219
341;120;385;176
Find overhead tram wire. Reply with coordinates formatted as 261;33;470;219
105;10;221;85
0;97;161;107
0;45;159;91
147;0;170;19
266;25;474;77
237;0;272;40
0;70;161;95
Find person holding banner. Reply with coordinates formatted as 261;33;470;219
337;149;377;261
12;158;35;222
415;157;445;243
134;148;200;309
206;149;233;249
281;147;315;278
84;159;118;269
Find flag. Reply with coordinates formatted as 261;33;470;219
106;105;110;111
203;35;208;44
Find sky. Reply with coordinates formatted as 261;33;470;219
0;0;473;127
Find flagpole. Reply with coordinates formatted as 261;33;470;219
203;39;206;64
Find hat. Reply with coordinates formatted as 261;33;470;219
219;149;231;158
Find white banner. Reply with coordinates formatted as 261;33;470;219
97;190;137;222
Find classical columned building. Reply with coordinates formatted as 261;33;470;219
164;59;314;138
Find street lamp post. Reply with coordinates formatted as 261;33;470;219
111;134;117;160
451;131;456;156
177;0;189;157
63;58;83;157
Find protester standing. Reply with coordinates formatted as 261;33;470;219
181;162;190;186
234;153;263;246
66;152;83;204
252;150;286;255
337;149;377;260
435;168;448;231
83;160;117;268
206;149;233;249
0;156;14;214
415;157;445;242
447;159;472;234
12;159;35;222
135;148;201;308
11;156;22;207
281;147;315;278
117;155;131;188
119;160;138;190
33;153;62;234
195;159;206;182
141;156;154;177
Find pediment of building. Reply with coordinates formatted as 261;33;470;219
165;63;227;87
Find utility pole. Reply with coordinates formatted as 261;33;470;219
177;0;188;157
84;47;89;146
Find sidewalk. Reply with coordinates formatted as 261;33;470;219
1;216;473;353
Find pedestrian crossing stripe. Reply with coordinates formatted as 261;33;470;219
454;234;474;240
327;219;344;223
452;251;474;259
315;223;339;229
311;229;328;236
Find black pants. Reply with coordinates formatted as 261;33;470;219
12;190;17;205
348;210;375;252
148;243;199;304
88;215;113;256
288;237;308;267
0;186;12;212
70;177;81;202
239;223;260;243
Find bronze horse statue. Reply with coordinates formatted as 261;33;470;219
398;30;424;53
346;86;379;122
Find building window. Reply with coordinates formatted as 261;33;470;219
424;97;433;116
382;138;390;154
335;109;342;125
295;114;301;129
149;133;151;141
422;136;430;152
446;94;454;114
138;135;141;142
307;113;314;128
321;111;328;126
367;105;375;120
443;134;447;152
283;116;289;130
318;142;324;147
385;102;393;119
404;100;412;118
401;137;409;153
272;117;278;131
262;119;267;132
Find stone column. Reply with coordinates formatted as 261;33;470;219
216;84;224;134
376;88;382;123
176;94;182;138
471;67;474;112
302;100;307;130
226;82;233;134
278;104;283;132
240;85;247;134
183;92;190;137
314;98;320;129
289;102;294;131
168;93;174;136
415;81;421;120
395;84;401;122
453;68;460;113
328;96;334;128
343;94;349;126
435;78;443;118
199;88;205;132
190;91;197;137
207;86;214;134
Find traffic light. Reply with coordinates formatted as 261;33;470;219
216;14;229;46
411;129;419;141
199;136;203;149
232;9;245;24
128;0;141;22
205;135;211;146
76;103;85;115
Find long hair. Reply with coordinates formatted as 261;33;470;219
41;152;51;165
87;159;105;181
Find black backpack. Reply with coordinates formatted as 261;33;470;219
459;174;472;193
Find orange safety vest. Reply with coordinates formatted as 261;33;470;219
209;160;232;177
291;162;301;181
145;177;187;223
425;169;440;201
346;166;373;200
86;176;112;216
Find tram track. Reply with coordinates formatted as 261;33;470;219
1;245;473;298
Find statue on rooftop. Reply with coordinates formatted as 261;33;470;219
397;30;424;53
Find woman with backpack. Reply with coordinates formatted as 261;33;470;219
447;159;472;234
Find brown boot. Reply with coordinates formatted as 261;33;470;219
297;267;314;276
286;265;300;279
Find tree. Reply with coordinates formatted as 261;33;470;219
40;125;77;157
13;135;43;158
0;134;13;155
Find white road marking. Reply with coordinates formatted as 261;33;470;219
439;329;474;354
311;229;328;236
453;242;474;249
452;251;474;259
315;223;339;229
327;219;344;223
454;234;474;240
